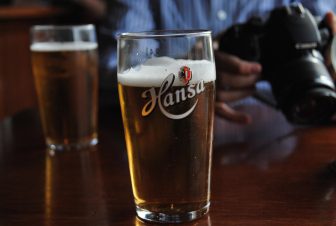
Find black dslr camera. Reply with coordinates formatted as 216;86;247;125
219;3;336;124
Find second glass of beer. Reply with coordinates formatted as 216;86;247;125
118;30;216;223
30;25;99;152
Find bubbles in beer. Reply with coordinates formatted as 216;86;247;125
118;57;216;87
31;41;98;149
30;42;98;52
118;56;216;216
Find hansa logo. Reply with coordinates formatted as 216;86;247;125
141;66;205;120
179;66;192;85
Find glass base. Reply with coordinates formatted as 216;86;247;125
47;138;98;155
136;202;210;223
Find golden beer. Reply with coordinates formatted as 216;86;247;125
118;58;215;222
31;42;98;150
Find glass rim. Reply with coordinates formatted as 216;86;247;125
118;29;212;39
31;24;95;31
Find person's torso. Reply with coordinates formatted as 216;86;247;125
152;0;330;37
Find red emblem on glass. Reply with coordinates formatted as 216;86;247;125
179;66;192;85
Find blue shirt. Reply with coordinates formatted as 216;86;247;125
99;0;336;104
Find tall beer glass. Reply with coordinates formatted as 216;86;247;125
117;30;216;223
30;25;99;152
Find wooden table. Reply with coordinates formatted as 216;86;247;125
1;101;336;226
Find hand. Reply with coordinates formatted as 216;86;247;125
323;12;336;79
214;50;262;124
324;12;336;122
325;12;336;34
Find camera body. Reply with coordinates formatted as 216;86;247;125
219;3;336;124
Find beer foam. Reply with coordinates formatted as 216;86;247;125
30;42;98;52
118;57;216;87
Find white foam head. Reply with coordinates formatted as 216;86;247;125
118;57;216;87
30;42;98;52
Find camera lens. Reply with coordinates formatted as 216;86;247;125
268;54;336;124
286;88;336;124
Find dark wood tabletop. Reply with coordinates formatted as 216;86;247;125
1;100;336;226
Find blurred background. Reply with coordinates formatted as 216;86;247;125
0;0;107;120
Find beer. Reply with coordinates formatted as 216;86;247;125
31;42;98;150
118;58;215;217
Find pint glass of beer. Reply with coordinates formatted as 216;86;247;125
117;30;216;223
30;25;99;152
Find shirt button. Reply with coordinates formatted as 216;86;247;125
217;10;227;21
